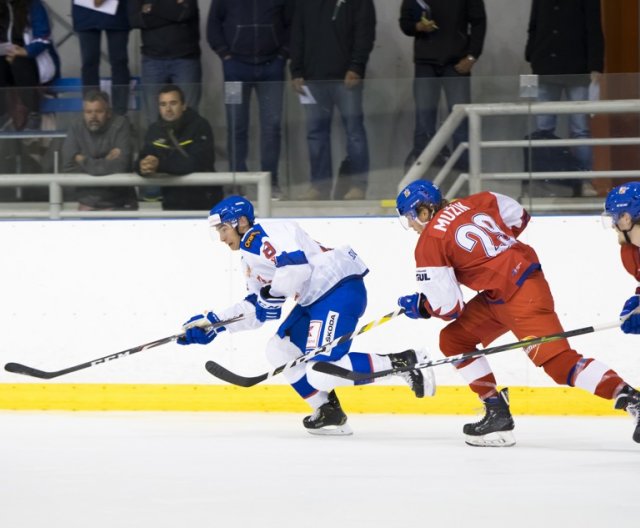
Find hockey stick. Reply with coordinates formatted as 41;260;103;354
311;318;624;382
204;308;405;387
4;314;245;380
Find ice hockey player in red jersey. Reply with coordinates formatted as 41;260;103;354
604;182;640;335
396;179;640;446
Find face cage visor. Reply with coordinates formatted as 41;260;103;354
601;210;640;231
397;207;428;230
601;211;617;230
208;213;239;241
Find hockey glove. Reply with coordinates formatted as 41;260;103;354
256;285;286;322
398;293;431;319
178;311;226;345
620;295;640;334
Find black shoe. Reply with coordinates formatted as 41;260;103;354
389;349;435;398
614;385;640;443
303;391;352;436
463;388;516;447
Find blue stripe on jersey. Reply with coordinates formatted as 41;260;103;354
291;374;319;399
275;250;308;268
515;262;542;287
244;293;257;306
240;226;266;256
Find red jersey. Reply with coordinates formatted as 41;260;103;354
620;243;640;292
414;192;541;320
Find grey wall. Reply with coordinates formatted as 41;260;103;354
45;0;536;198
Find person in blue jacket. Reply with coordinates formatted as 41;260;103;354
0;0;60;130
72;0;131;116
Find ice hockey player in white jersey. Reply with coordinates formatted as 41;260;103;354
178;196;436;435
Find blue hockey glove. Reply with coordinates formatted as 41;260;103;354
398;293;431;319
177;311;226;345
620;295;640;334
255;285;285;322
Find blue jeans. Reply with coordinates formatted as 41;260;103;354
535;80;592;171
77;30;130;115
222;57;285;187
304;81;369;195
411;63;470;170
141;56;202;121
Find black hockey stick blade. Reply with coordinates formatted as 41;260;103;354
312;319;622;382
4;334;179;380
205;361;268;388
4;314;244;380
204;307;405;387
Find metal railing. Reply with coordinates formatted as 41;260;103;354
0;172;272;219
399;99;640;210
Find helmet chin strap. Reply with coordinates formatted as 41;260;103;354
619;223;639;245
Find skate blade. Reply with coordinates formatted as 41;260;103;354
306;423;354;436
422;367;436;397
464;430;516;447
416;348;436;398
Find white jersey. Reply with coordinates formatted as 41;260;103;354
217;221;369;332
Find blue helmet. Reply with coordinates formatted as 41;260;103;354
604;183;640;224
209;195;255;228
396;179;443;221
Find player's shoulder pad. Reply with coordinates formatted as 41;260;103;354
240;224;267;255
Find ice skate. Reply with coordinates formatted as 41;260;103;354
389;348;436;398
463;388;516;447
614;385;640;443
303;391;353;436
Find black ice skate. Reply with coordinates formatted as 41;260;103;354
463;388;516;447
389;349;436;398
303;390;353;436
614;385;640;443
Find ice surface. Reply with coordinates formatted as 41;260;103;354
0;412;637;527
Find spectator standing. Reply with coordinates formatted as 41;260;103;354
136;84;222;210
290;0;376;201
128;0;202;120
399;0;486;172
207;0;294;200
0;0;60;130
72;0;131;116
525;0;604;190
62;90;138;211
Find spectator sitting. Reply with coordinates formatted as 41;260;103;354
0;0;60;131
136;84;223;210
128;0;202;122
72;0;131;116
62;90;138;211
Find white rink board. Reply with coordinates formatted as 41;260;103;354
0;216;637;386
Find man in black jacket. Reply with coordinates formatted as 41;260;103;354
290;0;376;201
128;0;202;121
137;85;223;210
399;0;486;172
526;0;604;174
207;0;294;199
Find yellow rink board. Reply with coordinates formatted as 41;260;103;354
0;384;622;416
